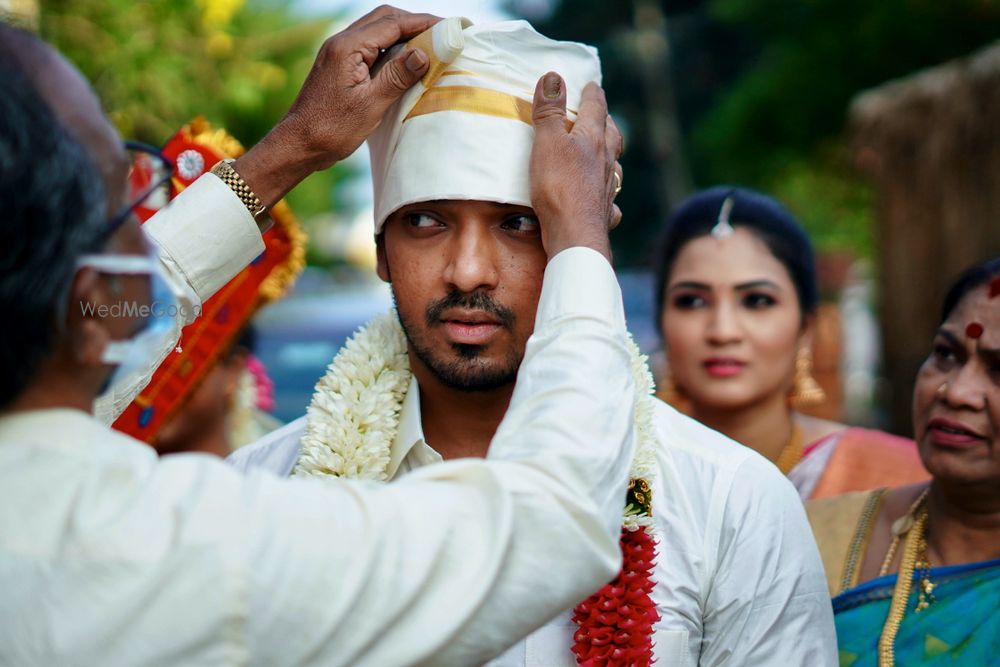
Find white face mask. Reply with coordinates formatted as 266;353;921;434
75;251;181;425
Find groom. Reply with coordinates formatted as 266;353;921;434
231;19;838;666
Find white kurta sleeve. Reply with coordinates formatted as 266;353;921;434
231;247;635;666
699;456;838;666
143;172;265;319
93;174;266;424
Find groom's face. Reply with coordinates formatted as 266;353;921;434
376;199;547;392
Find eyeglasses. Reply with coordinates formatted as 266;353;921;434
103;141;173;239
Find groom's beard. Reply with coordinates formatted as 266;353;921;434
393;287;522;392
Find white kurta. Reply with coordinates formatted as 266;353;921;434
0;176;640;665
231;361;839;666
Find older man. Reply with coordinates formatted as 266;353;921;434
0;8;633;666
232;19;838;666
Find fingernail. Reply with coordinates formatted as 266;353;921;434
543;73;561;99
405;49;427;73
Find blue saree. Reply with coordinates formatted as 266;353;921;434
833;558;1000;666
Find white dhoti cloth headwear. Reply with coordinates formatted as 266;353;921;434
367;19;602;233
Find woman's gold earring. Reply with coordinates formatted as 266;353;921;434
655;361;691;410
657;371;681;406
790;347;826;408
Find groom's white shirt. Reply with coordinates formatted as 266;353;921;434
231;343;839;666
0;177;640;667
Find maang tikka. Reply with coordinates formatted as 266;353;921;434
711;196;735;240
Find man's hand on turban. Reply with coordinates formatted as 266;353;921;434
529;73;623;264
233;5;441;209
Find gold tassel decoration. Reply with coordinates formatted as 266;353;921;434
656;371;682;406
790;346;826;408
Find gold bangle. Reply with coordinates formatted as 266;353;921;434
210;159;266;218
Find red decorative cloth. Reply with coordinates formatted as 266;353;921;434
112;118;304;443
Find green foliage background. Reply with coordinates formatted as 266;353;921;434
36;0;1000;267
525;0;1000;265
38;0;349;223
691;0;1000;258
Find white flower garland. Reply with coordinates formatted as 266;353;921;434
229;366;261;449
294;312;411;481
293;310;658;529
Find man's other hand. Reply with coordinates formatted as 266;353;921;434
529;73;623;263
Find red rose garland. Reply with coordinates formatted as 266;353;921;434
572;479;659;666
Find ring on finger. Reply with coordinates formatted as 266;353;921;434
613;171;622;195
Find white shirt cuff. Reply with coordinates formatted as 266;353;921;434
144;173;265;302
535;246;626;334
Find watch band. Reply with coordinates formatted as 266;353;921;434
210;158;266;218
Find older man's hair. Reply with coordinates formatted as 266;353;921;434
0;25;106;407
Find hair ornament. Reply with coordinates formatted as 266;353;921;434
711;196;735;240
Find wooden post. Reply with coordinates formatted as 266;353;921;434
850;41;1000;435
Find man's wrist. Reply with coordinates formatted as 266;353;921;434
232;121;317;209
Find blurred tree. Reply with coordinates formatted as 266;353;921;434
688;0;1000;256
39;0;351;222
515;0;693;266
520;0;1000;263
695;0;1000;180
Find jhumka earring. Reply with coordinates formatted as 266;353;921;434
656;371;683;406
790;346;826;408
654;354;689;410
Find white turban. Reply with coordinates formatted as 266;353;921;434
367;19;602;233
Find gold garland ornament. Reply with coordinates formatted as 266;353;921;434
877;488;933;667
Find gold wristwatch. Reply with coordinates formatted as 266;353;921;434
210;158;271;230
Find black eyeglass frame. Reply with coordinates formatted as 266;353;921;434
102;140;174;239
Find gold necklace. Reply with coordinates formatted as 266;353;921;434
775;423;804;475
877;489;933;667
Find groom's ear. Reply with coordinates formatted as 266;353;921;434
375;233;390;283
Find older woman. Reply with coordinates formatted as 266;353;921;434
808;257;1000;665
654;186;927;499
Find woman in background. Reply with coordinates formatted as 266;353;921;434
654;186;927;499
154;325;281;457
808;257;1000;665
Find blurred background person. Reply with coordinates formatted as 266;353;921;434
112;117;301;455
154;324;282;456
224;327;282;449
654;186;928;499
807;257;1000;665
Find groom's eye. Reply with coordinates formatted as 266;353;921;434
406;212;442;229
501;215;540;235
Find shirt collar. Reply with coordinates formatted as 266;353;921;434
386;375;430;478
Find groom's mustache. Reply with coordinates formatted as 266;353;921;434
425;290;516;329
